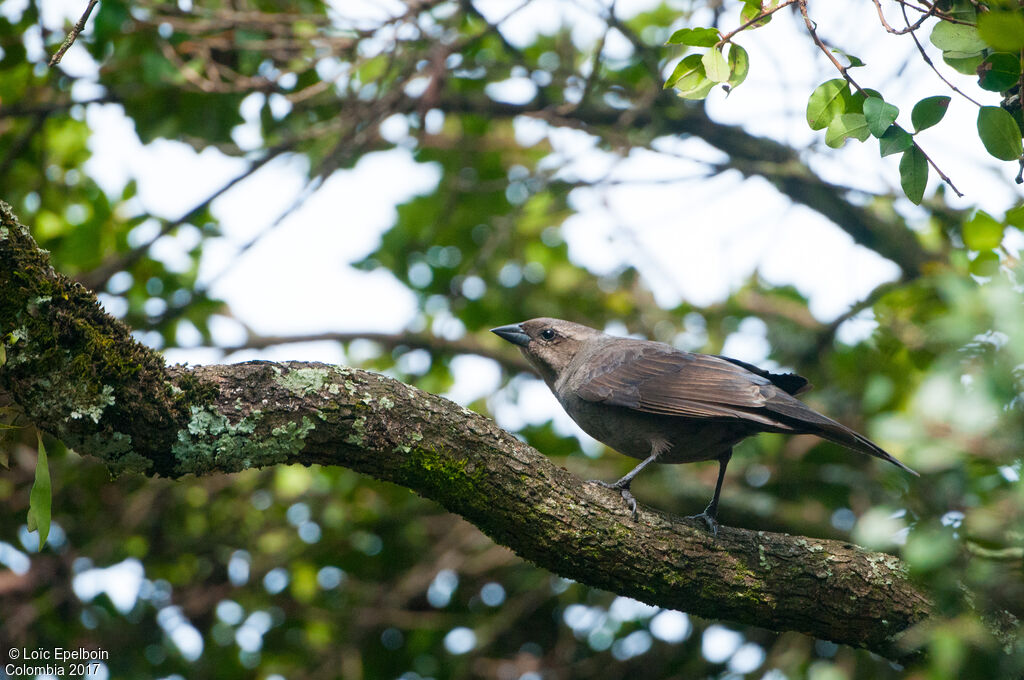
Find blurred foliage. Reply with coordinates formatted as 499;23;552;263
1;0;1023;679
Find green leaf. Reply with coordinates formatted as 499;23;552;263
740;1;772;29
977;11;1024;51
726;45;750;88
121;179;138;201
942;52;985;75
831;48;865;68
806;79;854;130
852;89;877;113
863;97;899;138
666;27;721;47
911;96;951;132
899;146;928;205
664;53;698;88
978;53;1022;93
0;343;5;367
1006;203;1024;228
879;125;913;157
665;54;715;99
969;250;1000;277
977;106;1024;161
825;113;870;148
929;20;987;54
28;432;52;549
963;210;1005;250
702;48;730;83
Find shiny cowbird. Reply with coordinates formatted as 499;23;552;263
492;318;917;535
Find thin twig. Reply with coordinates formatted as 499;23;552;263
871;0;934;34
49;0;99;67
900;2;982;107
799;0;963;197
77;147;289;291
902;0;978;26
202;175;324;289
717;0;800;47
912;140;964;197
797;1;863;94
811;278;905;358
561;22;609;114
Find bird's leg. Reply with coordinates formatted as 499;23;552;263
687;449;732;537
590;440;667;521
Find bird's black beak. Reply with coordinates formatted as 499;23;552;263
491;323;531;347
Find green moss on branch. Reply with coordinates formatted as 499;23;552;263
1;201;218;476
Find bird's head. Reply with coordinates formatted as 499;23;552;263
491;318;602;385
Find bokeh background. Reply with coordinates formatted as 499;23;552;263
1;0;1022;678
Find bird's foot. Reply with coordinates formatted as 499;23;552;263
589;479;638;521
686;508;720;537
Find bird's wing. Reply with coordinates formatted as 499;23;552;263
573;344;794;427
713;356;811;395
573;343;918;474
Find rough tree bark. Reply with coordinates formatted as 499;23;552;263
0;202;931;660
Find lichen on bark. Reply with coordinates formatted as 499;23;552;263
1;200;219;476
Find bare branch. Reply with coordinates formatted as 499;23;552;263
798;1;862;94
871;0;934;35
49;0;99;67
911;140;964;197
717;0;800;47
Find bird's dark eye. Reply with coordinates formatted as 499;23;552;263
540;328;556;341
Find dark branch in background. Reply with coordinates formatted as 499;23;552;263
76;145;290;292
48;0;99;67
1;202;932;661
0;95;117;117
810;278;906;359
216;328;533;373
201;176;326;291
0;114;48;182
429;91;937;278
527;9;940;278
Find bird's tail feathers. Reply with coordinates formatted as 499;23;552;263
827;425;919;476
769;397;918;476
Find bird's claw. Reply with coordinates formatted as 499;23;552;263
588;479;618;489
686;510;720;537
589;479;639;521
620;487;638;521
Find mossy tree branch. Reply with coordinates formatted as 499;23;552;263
1;202;931;660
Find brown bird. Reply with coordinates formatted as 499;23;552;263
492;318;917;535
